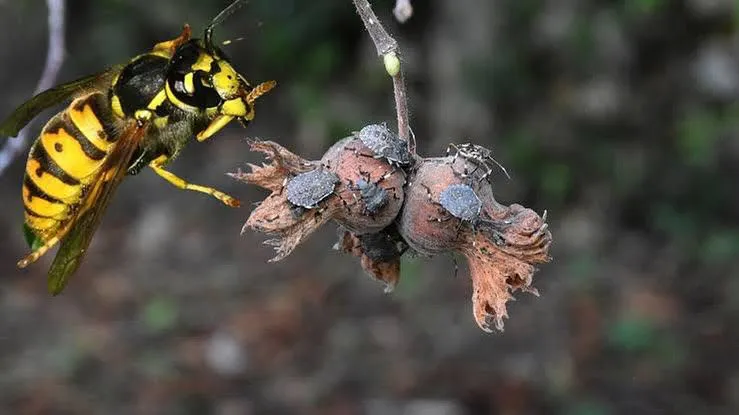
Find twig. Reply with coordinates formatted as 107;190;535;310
352;0;414;154
0;0;66;176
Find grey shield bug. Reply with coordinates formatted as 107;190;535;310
286;168;340;209
354;178;389;215
358;123;412;166
439;183;482;222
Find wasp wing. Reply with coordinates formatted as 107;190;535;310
47;120;148;295
0;65;124;137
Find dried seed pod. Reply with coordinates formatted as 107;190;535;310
398;156;485;254
321;136;406;234
233;136;552;333
229;141;331;261
335;226;408;293
398;147;552;332
357;123;412;166
286;168;340;209
231;133;406;261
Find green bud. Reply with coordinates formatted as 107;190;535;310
383;52;401;77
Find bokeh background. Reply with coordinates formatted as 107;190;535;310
1;0;738;414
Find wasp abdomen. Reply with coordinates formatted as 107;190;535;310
23;92;117;241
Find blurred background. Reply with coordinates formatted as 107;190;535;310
1;0;738;414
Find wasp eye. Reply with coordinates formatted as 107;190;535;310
209;60;222;75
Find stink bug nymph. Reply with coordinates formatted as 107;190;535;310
357;123;412;166
354;177;389;215
286;168;340;209
439;183;483;223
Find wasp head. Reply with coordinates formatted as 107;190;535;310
164;0;275;127
165;39;275;124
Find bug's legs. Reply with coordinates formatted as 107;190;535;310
148;155;240;207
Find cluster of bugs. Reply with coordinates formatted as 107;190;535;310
285;166;400;220
0;0;275;294
287;124;410;219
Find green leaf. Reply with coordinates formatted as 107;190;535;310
23;223;43;251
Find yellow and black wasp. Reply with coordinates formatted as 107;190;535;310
0;0;275;294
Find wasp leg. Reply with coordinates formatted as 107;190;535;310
153;24;192;56
127;149;149;176
17;215;80;268
148;155;240;207
196;115;235;142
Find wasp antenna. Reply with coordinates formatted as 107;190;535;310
246;80;277;104
222;37;246;46
205;0;248;51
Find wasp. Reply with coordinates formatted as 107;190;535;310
0;0;275;294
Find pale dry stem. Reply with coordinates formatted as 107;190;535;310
0;0;66;175
352;0;412;151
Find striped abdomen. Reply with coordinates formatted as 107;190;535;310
23;92;119;242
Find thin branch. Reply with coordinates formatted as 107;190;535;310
0;0;66;176
353;0;397;55
352;0;414;154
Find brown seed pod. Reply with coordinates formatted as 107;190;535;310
232;136;552;332
398;153;552;332
398;156;497;254
230;134;406;261
321;136;406;235
335;225;408;293
229;140;331;261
